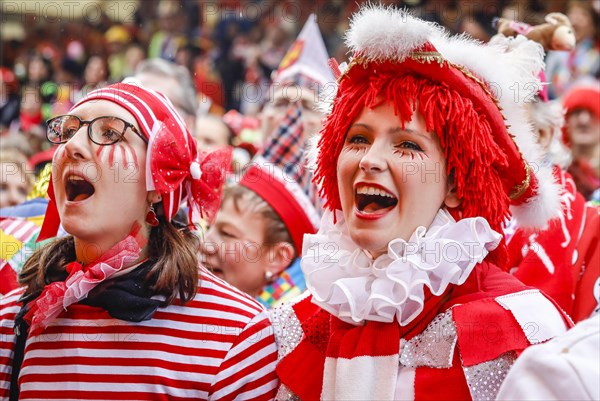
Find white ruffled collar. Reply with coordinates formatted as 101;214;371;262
301;209;502;326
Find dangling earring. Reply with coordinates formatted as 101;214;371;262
265;270;275;283
146;203;159;227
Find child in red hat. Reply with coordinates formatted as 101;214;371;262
0;83;278;400
273;6;571;400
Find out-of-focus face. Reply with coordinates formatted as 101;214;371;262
568;4;596;43
51;100;149;261
195;116;230;152
28;57;48;83
337;103;455;258
566;108;600;148
200;196;271;296
0;162;29;208
84;56;107;85
260;84;322;140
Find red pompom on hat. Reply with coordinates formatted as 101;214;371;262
313;6;561;263
38;82;230;241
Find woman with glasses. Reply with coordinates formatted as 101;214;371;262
0;82;278;400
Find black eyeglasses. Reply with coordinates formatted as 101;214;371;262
46;115;148;146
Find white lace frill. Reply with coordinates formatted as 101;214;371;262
301;209;502;326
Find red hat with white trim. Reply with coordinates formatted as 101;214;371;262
240;155;319;252
38;82;230;241
313;6;561;262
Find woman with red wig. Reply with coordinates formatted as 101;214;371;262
273;6;572;400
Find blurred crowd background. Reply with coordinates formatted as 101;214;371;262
1;0;599;208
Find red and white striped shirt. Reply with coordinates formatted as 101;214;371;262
0;267;278;400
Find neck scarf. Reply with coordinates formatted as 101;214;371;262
302;208;502;326
291;208;502;399
23;227;145;335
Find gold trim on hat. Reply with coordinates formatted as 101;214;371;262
509;162;531;200
410;51;446;66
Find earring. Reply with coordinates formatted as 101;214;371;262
146;203;159;227
265;270;275;283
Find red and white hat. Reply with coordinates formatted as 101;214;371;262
39;82;230;241
314;6;561;261
240;153;320;252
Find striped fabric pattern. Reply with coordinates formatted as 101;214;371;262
0;267;278;400
0;217;44;296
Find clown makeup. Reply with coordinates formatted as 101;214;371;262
337;102;457;258
96;142;140;171
52;100;150;264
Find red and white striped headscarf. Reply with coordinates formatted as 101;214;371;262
39;82;230;240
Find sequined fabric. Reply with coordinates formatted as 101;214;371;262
463;351;517;401
275;384;302;401
270;301;305;360
400;310;458;368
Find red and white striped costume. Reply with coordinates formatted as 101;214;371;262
273;262;572;400
507;167;600;322
0;267;278;400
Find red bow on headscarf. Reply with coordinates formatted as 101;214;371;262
149;122;231;223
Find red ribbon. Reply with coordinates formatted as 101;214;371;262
150;122;231;223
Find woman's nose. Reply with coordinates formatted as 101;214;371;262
359;143;387;173
64;126;92;161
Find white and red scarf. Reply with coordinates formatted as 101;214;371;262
277;209;503;399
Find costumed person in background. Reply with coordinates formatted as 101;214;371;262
0;150;41;296
272;6;571;401
562;81;600;201
0;151;56;297
0;83;278;400
492;24;600;323
198;15;333;307
258;14;336;212
200;153;319;309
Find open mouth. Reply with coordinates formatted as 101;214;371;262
65;176;95;202
355;185;398;214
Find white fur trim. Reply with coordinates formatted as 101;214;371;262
345;6;441;62
495;289;569;344
510;163;563;229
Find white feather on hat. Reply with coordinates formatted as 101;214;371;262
318;5;561;229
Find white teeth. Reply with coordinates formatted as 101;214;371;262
67;176;85;181
356;186;394;198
